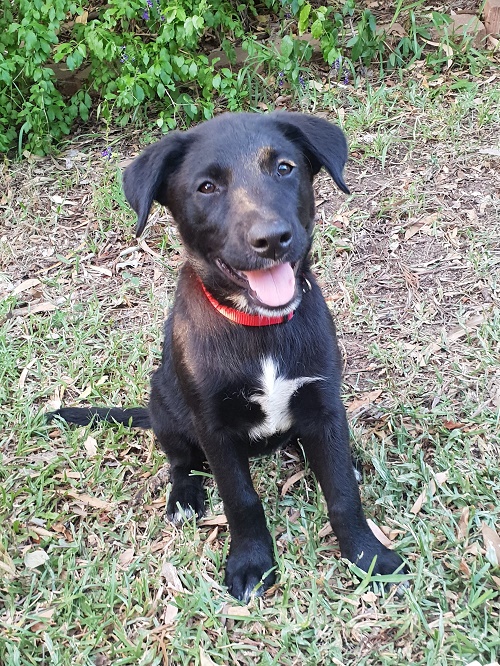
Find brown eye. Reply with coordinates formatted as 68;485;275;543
198;181;216;194
277;162;293;177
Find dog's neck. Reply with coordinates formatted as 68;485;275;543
199;280;294;327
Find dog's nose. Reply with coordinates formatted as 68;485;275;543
248;221;293;259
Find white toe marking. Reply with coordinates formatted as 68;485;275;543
169;507;195;525
249;356;322;440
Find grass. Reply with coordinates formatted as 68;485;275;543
1;69;500;665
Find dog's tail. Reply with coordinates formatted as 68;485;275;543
47;406;151;429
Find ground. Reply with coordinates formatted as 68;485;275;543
0;65;499;665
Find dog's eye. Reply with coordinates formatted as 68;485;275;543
277;162;294;177
198;181;217;194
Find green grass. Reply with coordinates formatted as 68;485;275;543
1;73;499;665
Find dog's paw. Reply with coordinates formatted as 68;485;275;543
225;545;276;603
166;483;206;525
352;537;407;577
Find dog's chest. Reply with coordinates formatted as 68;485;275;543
248;357;321;440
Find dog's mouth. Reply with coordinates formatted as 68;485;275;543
216;258;297;308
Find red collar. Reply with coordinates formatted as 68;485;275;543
199;280;294;327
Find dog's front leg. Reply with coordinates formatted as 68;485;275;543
202;436;275;602
299;403;405;576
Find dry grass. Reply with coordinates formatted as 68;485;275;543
1;73;499;665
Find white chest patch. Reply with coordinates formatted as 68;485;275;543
249;356;322;440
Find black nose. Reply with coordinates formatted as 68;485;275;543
248;221;293;259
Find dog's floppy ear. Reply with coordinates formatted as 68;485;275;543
271;111;350;194
122;132;189;237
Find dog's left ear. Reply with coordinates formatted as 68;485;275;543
123;131;190;237
271;112;350;194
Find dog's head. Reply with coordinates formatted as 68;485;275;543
123;112;349;316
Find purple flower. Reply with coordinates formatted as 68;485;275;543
101;147;112;159
343;72;349;85
278;71;284;88
142;9;149;19
299;74;306;89
147;0;153;6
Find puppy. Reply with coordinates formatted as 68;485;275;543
50;112;405;601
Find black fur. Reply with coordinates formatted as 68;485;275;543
49;112;406;602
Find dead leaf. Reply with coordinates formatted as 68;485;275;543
19;359;36;388
200;648;218;666
199;515;227;526
492;576;500;589
29;526;56;539
12;302;56;317
11;278;41;296
24;549;49;569
221;603;251;617
434;471;449;486
65;490;113;511
88;265;113;277
83;435;97;458
481;523;500;567
118;548;134;569
464;542;481;556
416;312;487;366
447;313;486;344
162;603;178;625
479;147;500;156
346;389;383;414
161;562;183;591
367;519;393;548
318;523;333;538
410;487;427;515
205;526;219;545
361;590;378;603
75;9;88;24
77;384;92;401
459;558;471;578
139;239;162;259
457;506;470;540
281;470;306;496
404;213;439;240
0;543;16;577
442;420;467;430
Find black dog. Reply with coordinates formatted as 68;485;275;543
50;112;405;601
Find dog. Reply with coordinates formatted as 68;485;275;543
49;112;406;601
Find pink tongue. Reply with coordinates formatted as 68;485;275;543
242;263;295;307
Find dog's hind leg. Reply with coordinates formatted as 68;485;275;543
154;429;207;524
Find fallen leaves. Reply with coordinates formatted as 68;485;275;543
346;389;383;414
11;302;57;317
415;311;488;367
11;278;41;296
64;490;113;511
281;470;306;496
481;523;500;568
0;542;16;577
24;549;49;569
199;515;228;527
83;435;98;458
366;519;393;548
403;213;440;241
161;562;183;592
410;470;449;515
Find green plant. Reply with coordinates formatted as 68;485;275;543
1;0;494;156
